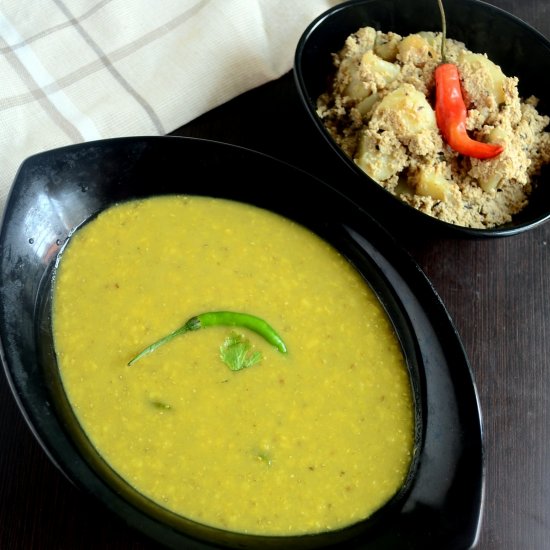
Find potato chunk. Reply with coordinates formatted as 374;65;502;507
338;58;371;101
360;50;400;87
460;52;506;105
374;33;400;61
413;165;452;201
371;84;437;139
355;129;407;183
397;34;435;66
356;92;380;117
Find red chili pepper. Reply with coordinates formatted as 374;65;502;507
435;63;504;159
434;0;503;160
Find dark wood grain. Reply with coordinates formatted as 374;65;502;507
1;0;549;548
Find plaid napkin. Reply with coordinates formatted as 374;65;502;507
0;0;342;210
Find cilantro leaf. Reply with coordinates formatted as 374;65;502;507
220;332;263;371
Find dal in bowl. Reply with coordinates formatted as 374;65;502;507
0;136;483;549
52;193;416;538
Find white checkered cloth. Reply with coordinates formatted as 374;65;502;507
0;0;342;210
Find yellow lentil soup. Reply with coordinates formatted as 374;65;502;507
52;195;415;537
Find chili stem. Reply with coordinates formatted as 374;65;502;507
128;310;287;366
437;0;447;62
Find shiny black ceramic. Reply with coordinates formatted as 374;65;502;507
0;137;482;549
294;0;550;238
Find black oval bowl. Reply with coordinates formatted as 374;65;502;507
0;136;483;549
294;0;550;238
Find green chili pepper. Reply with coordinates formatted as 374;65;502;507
128;311;287;366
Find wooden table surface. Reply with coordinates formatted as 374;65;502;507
1;0;549;548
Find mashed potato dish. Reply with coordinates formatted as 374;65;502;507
317;27;550;228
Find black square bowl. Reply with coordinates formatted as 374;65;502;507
0;136;482;549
